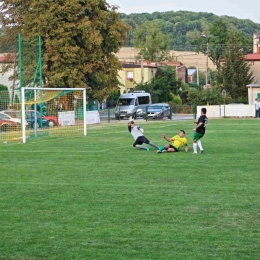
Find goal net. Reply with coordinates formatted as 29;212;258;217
0;87;87;144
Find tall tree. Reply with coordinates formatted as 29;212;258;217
207;21;230;70
134;66;181;103
132;20;171;61
187;21;229;69
187;21;250;69
187;87;232;105
218;34;254;101
0;0;129;101
187;20;253;97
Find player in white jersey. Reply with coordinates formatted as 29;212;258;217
128;121;160;151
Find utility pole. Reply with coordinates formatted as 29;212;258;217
202;35;209;88
206;40;208;87
175;56;179;79
196;61;199;86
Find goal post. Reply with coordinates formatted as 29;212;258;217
21;87;87;143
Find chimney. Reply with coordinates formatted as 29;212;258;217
253;33;260;53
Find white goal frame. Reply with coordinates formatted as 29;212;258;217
21;87;87;143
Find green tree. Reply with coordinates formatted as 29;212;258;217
107;89;121;108
218;44;254;101
0;0;129;102
132;20;171;61
169;93;182;104
14;94;20;104
176;82;189;104
207;21;230;70
188;20;253;100
187;21;229;69
134;66;181;103
187;87;232;105
122;11;258;50
187;21;251;70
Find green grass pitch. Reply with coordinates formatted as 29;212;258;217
0;118;260;259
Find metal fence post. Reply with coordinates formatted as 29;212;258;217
169;106;173;120
193;105;197;119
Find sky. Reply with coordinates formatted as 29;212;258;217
107;0;260;24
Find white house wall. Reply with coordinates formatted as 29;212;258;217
0;69;15;90
250;62;260;84
247;86;260;105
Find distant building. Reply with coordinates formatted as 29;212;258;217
187;69;197;84
118;60;187;93
246;33;260;105
244;33;260;84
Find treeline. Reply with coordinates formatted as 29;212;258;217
120;11;260;50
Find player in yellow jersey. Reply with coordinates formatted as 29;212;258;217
157;130;188;153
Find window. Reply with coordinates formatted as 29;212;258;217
0;113;8;120
127;71;133;81
118;98;135;106
138;96;150;105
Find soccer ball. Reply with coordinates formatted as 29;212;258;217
137;108;143;115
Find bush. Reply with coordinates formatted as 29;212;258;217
170;93;182;104
170;104;193;113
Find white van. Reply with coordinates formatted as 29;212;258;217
115;91;152;119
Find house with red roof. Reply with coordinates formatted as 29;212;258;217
246;33;260;105
245;32;260;83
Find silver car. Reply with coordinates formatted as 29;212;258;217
143;103;171;119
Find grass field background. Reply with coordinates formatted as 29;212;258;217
1;118;260;259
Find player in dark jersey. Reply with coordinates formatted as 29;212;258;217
192;107;208;154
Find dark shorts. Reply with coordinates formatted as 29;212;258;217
168;144;179;152
133;136;150;147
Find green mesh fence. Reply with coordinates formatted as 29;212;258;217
0;89;85;144
1;35;87;144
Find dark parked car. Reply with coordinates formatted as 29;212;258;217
144;103;171;119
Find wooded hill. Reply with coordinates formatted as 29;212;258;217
120;11;260;51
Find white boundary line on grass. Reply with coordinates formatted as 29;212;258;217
0;144;132;153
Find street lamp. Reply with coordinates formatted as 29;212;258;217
196;61;199;86
202;35;209;88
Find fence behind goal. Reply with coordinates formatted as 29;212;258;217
0;88;86;144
